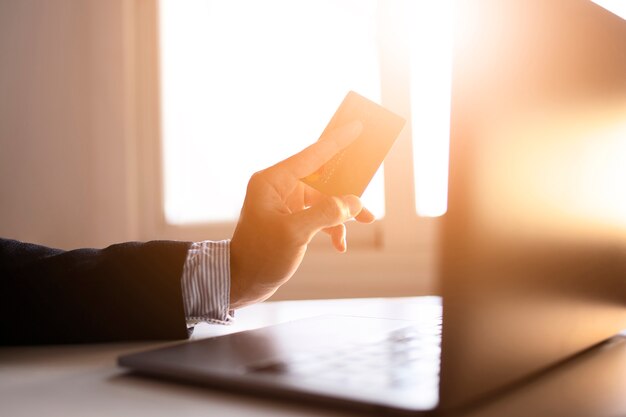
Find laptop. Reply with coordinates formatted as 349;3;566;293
119;0;626;413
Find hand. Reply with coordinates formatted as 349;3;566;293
229;121;375;309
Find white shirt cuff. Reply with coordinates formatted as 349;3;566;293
181;240;234;326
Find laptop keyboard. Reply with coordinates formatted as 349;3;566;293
247;319;442;391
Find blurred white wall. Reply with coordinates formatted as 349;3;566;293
0;0;139;249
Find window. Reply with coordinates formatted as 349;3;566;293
159;0;384;224
135;0;454;298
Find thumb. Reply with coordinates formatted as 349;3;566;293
290;195;363;242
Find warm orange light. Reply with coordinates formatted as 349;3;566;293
474;101;626;241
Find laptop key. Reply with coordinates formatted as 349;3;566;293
246;323;441;391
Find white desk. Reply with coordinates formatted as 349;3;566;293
2;297;626;417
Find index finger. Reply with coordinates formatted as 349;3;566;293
275;121;363;179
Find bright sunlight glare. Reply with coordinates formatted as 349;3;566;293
159;0;382;224
591;0;626;19
407;0;454;217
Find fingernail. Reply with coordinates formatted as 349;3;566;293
343;195;362;217
334;121;363;148
350;121;363;137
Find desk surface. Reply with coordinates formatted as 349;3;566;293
2;297;626;417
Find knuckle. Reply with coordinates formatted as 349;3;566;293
320;197;343;223
247;171;266;189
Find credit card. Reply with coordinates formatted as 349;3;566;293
301;91;406;197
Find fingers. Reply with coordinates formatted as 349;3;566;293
275;121;363;179
322;224;347;252
355;206;376;224
306;187;376;224
290;194;363;243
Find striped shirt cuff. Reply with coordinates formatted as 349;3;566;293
181;240;234;326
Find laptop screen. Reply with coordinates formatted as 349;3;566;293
440;0;626;409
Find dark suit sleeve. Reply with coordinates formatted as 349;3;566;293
0;238;192;345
